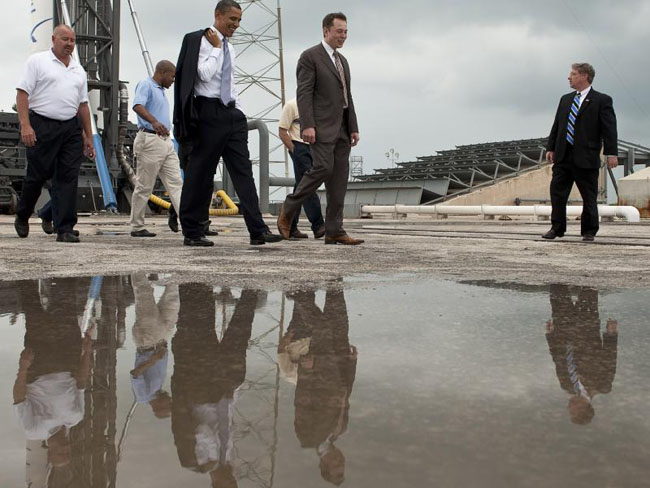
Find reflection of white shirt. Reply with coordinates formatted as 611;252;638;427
15;372;84;440
192;391;240;466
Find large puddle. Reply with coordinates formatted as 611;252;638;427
0;275;649;487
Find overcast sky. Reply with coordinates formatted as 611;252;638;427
3;0;649;176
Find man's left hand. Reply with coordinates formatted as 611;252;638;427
350;132;360;147
607;156;618;169
83;136;95;159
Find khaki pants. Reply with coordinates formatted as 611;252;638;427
130;132;183;231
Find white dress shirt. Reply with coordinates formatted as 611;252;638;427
16;49;89;120
194;26;242;111
575;85;591;110
321;40;338;67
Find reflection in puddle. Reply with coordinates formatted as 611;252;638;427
1;276;649;487
546;285;617;426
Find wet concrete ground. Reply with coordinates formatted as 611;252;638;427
1;214;650;289
0;275;649;487
1;214;649;486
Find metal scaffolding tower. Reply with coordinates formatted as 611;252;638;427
232;0;288;186
350;156;364;181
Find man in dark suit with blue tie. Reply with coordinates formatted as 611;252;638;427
543;63;618;242
173;0;282;247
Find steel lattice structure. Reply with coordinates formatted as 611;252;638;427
232;0;289;187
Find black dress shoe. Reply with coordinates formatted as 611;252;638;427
184;236;214;247
205;228;219;236
250;231;284;245
313;225;326;239
542;229;564;240
41;220;54;235
168;214;179;233
131;229;157;237
14;217;29;238
56;232;80;243
582;234;595;242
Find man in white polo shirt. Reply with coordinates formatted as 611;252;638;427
14;24;94;243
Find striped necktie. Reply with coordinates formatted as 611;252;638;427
333;51;349;109
566;92;581;145
221;37;232;104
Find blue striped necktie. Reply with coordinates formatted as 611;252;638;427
221;37;232;104
566;92;581;145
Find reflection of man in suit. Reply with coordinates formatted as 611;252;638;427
543;63;618;242
13;279;93;487
290;289;357;486
130;272;179;419
277;12;363;246
173;0;282;247
171;284;257;488
545;284;618;425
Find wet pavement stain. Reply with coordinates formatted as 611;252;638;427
0;275;649;487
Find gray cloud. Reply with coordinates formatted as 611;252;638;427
3;0;648;175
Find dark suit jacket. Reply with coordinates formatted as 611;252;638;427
173;29;204;143
297;43;359;144
546;285;617;397
547;87;618;169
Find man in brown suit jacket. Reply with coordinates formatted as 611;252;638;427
277;12;363;245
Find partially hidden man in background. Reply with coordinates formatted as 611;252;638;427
173;0;283;247
14;24;95;243
277;12;363;245
544;63;618;242
278;98;325;239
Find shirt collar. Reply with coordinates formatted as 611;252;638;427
321;40;336;58
578;85;591;99
209;25;227;42
150;77;164;90
48;48;76;67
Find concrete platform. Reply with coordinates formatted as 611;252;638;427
1;214;649;289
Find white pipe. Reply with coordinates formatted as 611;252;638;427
29;0;54;53
361;204;641;223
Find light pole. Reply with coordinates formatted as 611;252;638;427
385;148;400;168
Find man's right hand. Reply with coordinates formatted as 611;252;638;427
546;151;555;164
302;128;316;144
205;29;222;49
20;125;36;147
152;121;170;137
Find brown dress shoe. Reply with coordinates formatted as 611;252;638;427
324;234;364;245
313;225;326;239
290;229;308;239
276;204;293;239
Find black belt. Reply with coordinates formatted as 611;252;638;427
138;128;157;134
29;110;76;124
195;95;236;109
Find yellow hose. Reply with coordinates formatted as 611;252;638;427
148;190;239;216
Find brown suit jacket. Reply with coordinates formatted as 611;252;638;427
296;43;359;144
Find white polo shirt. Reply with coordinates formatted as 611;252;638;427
16;49;89;121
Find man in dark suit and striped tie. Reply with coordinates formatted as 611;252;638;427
543;63;618;242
